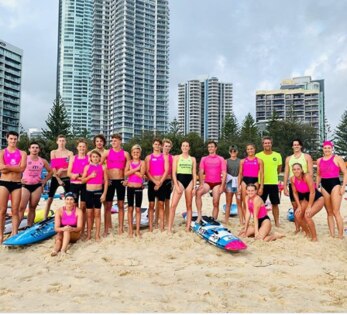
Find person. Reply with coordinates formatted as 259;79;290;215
0;131;27;241
145;138;169;232
196;141;226;223
101;134;130;235
88;134;106;156
44;135;73;219
239;184;284;241
316;141;347;239
256;136;282;227
283;139;313;233
168;140;197;233
124;144;145;237
224;145;242;225
51;192;83;256
67;139;89;235
290;163;324;241
159;138;173;228
238;143;264;225
81;150;108;241
19;142;53;226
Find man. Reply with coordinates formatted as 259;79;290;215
256;136;282;227
145;138;169;232
101;134;130;235
283;138;313;232
0;131;27;241
88;134;106;156
44;135;73;219
196;141;226;222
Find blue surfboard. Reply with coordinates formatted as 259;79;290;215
3;217;56;246
222;203;238;216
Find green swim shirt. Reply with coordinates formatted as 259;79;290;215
256;151;282;185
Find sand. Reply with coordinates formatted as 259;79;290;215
0;191;347;313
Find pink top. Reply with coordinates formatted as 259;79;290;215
51;157;69;170
61;206;77;227
87;164;104;185
247;198;267;219
149;153;165;177
22;156;44;184
243;157;260;177
71;155;89;184
293;177;310;193
319;156;340;178
107;148;126;170
3;148;21;166
199;154;226;183
128;161;143;184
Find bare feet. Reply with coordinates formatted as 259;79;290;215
51;250;58;257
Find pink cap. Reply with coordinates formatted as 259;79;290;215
322;140;334;147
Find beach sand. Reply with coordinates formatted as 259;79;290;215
1;191;347;312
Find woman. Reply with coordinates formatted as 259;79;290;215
168;140;197;233
316;141;347;239
238;144;264;225
239;184;283;241
291;163;324;241
82;150;108;241
51;192;83;256
124;144;145;237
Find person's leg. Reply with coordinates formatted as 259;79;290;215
295;200;310;237
330;186;344;238
10;188;22;235
18;188;31;224
27;186;42;226
255;219;272;240
184;182;194;232
45;177;59;219
61;230;71;253
168;183;184;233
240;182;248;225
321;188;335;237
268;185;280;227
86;209;93;240
211;185;222;220
0;187;9;244
116;181;126;234
224;189;232;224
51;232;63;256
304;197;324;241
158;200;165;232
104;181;116;236
195;183;209;222
94;208;101;241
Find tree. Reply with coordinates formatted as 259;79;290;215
41;96;71;141
239;113;261;156
334;110;347;160
220;111;239;141
164;118;184;155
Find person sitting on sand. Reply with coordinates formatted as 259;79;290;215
239;184;284;241
51;192;83;256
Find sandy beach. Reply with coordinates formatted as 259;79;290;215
1;190;346;313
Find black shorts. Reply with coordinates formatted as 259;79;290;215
260;184;280;205
0;180;22;193
106;179;125;202
243;176;258;185
86;190;102;209
148;180;166;202
22;183;42;193
258;215;270;228
164;179;172;200
70;183;87;203
177;174;193;189
321;178;341;195
288;184;295;202
48;177;70;197
298;189;323;202
127;187;143;208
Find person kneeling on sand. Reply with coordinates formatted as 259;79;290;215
51;192;83;256
239;184;284;241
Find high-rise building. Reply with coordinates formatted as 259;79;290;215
0;39;23;148
256;76;325;142
178;77;233;141
57;0;169;142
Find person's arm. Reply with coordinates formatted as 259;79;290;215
54;209;64;232
158;154;169;188
139;160;146;179
99;150;109;165
305;174;315;210
0;150;27;173
258;159;264;196
192;157;197;191
198;158;205;189
291;177;302;214
67;156;78;180
101;166;108;202
41;159;53;186
283;156;290;196
219;158;227;194
124;160;132;177
253;198;261;237
238;159;244;193
305;154;313;177
336;156;347;196
73;208;83;233
145;155;156;184
239;196;251;236
316;158;321;190
172;155;180;192
81;165;91;184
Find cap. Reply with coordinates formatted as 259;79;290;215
64;192;75;199
229;145;238;151
322;140;334;147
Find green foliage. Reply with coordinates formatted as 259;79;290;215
41;96;71;141
17;132;30;151
334;110;347;160
220;111;239;141
238;113;261;157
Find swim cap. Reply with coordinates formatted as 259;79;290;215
64;192;75;198
322;140;334;147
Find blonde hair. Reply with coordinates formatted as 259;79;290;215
131;144;142;152
162;138;172;146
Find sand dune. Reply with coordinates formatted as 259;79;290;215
0;191;346;312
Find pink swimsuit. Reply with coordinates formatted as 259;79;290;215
71;155;89;184
243;157;260;177
128;161;143;184
149;154;165;177
107;149;126;170
61;206;77;227
51;157;69;170
247;198;267;219
87;164;104;185
199;154;226;183
293;177;309;193
3;148;21;166
22;156;44;185
318;156;340;178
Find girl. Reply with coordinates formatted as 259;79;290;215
124;144;145;237
239;184;283;241
291;163;324;241
238;144;264;225
316;141;347;239
51;192;83;256
82;150;108;241
168;141;197;233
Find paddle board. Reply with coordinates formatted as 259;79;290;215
222;203;238;216
182;213;247;252
3;217;56;246
132;207;149;227
33;209;55;223
4;218;28;235
41;193;63;200
287;208;295;222
111;204;119;214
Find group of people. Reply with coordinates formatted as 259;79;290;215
0;130;346;255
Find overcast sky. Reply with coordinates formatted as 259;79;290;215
1;0;346;133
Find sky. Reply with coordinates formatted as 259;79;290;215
1;0;346;133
